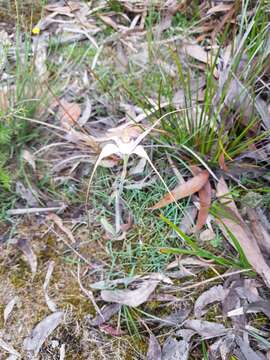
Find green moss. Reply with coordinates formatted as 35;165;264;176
9;259;32;288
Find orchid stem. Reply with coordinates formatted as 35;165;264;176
115;155;129;234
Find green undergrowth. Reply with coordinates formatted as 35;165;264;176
88;163;250;279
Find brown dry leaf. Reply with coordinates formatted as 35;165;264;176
216;177;270;288
64;128;100;153
101;280;159;307
147;334;162;360
99;324;125;337
16;238;37;275
151;170;209;210
207;4;233;15
58;99;81;130
218;153;229;172
183;43;218;77
194;285;229;318
199;229;215;242
22;149;36;171
47;213;76;243
45;2;80;15
196;180;212;231
98;15;119;30
191;166;211;231
0;85;12;112
183;43;209;64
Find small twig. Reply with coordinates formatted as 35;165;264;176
47;225;93;267
174;268;252;293
73;264;102;317
7;205;66;216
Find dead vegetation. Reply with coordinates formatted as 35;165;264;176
0;0;270;359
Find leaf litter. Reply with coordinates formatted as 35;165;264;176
23;311;64;356
1;0;270;359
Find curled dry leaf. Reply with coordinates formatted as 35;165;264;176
99;324;125;337
246;208;270;259
77;97;92;127
209;333;236;360
184;320;227;338
22;149;36;171
179;205;198;235
101;280;159;307
16;238;37;275
199;228;216;242
89;304;121;326
23;311;63;355
162;336;189;360
47;213;76;243
151;170;209;210
43;261;57;312
149;308;191;327
15;182;38;207
0;338;20;358
58;99;81;130
236;336;265;360
191;166;211;231
90;275;140;290
207;3;233;14
147;334;162;360
194;285;228;318
246;300;270;319
195;179;212;231
4;296;19;324
216;177;270;288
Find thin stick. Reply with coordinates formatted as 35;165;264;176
172;268;251;293
7;206;66;216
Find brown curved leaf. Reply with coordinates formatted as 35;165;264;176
216;177;270;288
196;180;212;231
151;171;209;210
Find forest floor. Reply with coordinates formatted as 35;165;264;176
0;1;270;359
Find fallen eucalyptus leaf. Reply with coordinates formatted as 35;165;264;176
194;285;229;318
236;336;265;360
246;301;270;319
89;304;121;326
4;296;19;324
162;336;189;360
101;280;159;307
23;311;64;355
184;319;227;338
16;238;37;275
43;261;57;312
22;149;36;171
216;177;270;288
15;182;38;207
151;171;209;210
147;334;162;360
0;338;20;358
